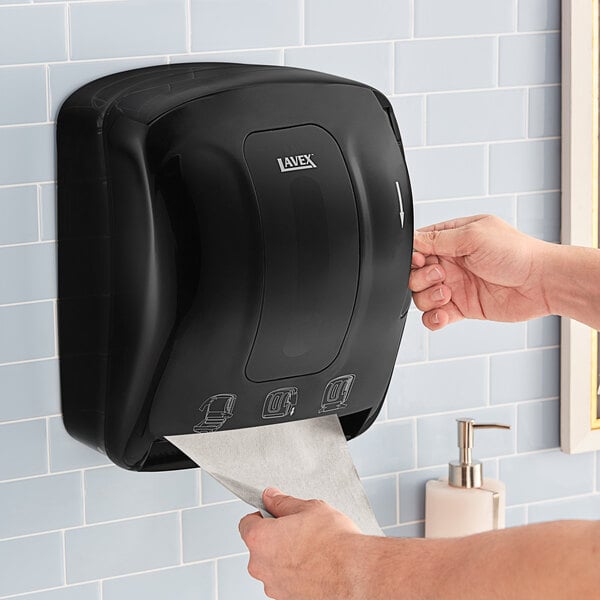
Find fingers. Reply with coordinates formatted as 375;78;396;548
409;264;445;293
262;488;315;518
417;214;487;233
412;283;452;312
239;512;263;542
411;251;426;269
413;228;470;258
422;303;464;331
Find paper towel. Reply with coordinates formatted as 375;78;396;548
167;415;382;536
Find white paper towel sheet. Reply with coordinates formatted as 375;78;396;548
167;415;382;536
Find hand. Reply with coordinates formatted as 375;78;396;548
239;488;364;600
410;215;551;330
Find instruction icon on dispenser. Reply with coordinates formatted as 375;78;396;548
262;387;298;419
193;394;237;433
319;375;355;413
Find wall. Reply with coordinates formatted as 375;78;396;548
0;0;589;599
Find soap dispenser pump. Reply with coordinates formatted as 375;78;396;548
425;418;511;538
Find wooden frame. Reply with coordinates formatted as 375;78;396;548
561;0;600;452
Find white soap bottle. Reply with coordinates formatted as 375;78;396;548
425;418;510;539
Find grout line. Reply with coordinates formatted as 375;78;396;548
407;135;560;151
494;34;500;87
0;240;56;251
65;3;71;62
61;531;67;586
524;86;530;138
410;0;415;38
185;0;192;53
214;560;219;600
0;30;561;70
178;510;184;564
45;417;51;474
299;0;306;45
411;418;418;468
81;469;87;525
44;65;51;122
52;299;59;358
395;473;401;525
484;143;490;195
36;184;42;242
513;0;519;32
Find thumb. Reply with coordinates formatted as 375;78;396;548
414;227;471;258
262;488;312;517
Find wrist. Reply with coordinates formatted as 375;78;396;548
341;534;453;599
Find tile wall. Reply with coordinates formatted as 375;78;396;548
0;1;587;599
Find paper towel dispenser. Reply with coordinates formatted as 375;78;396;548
57;63;414;471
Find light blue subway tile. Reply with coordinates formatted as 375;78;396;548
0;360;60;422
398;466;445;522
362;475;397;527
517;191;560;242
527;315;559;348
170;49;282;66
429;320;525;360
201;470;237;504
192;0;300;52
10;584;100;600
500;450;594;505
41;183;56;241
417;406;515;468
387;357;488;418
182;501;249;562
0;472;82;539
529;85;560;138
0;419;47;481
490;348;559;403
506;505;527;527
0;125;54;185
385;522;424;538
405;145;486;201
0;66;46;125
499;33;560;86
85;465;198;523
389;96;424;148
0;5;66;65
65;513;180;583
518;0;560;32
11;585;100;600
528;495;600;523
103;564;214;600
0;243;57;304
0;533;63;597
414;196;516;230
415;0;514;37
395;38;496;93
305;0;410;44
285;43;393;94
0;302;55;363
396;310;426;365
348;420;414;477
48;417;110;472
49;58;168;119
427;89;526;145
70;0;186;60
218;554;267;600
517;399;559;452
0;186;38;245
489;139;560;194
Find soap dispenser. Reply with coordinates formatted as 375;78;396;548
425;418;510;538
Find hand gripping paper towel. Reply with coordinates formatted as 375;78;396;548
56;63;414;535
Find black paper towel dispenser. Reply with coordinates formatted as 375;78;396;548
57;63;414;471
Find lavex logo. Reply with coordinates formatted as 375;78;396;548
276;154;317;173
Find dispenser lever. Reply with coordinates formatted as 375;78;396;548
473;423;511;430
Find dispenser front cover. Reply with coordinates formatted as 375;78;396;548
57;63;414;470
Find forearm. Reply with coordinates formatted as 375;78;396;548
542;243;600;330
347;521;600;600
